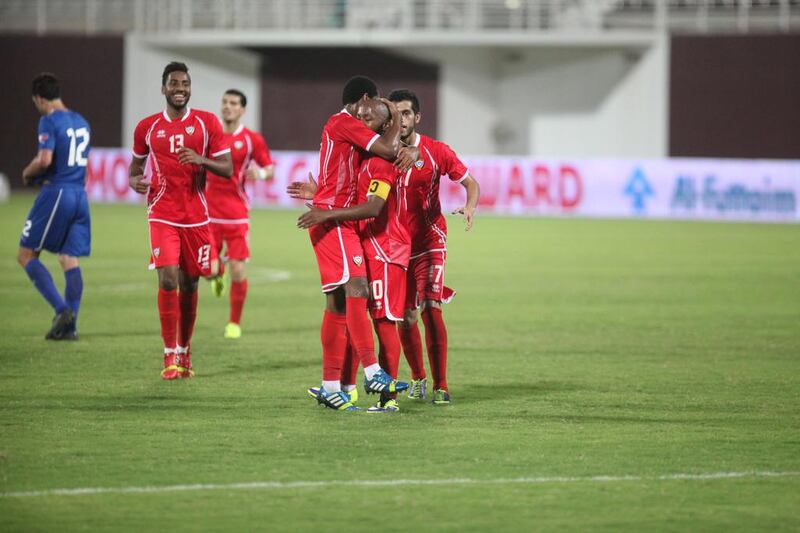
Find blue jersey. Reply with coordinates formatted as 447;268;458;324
37;109;91;187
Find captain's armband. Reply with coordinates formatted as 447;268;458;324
367;179;391;200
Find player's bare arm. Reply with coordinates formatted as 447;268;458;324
452;174;480;231
297;195;386;229
286;172;318;201
22;149;53;185
177;147;233;178
245;165;274;181
128;156;149;194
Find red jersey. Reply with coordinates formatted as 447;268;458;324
206;125;273;222
133;108;230;227
358;156;411;268
404;133;468;254
314;109;380;209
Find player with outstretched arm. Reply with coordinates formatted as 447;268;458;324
388;88;480;405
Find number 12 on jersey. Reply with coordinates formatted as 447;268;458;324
66;127;89;167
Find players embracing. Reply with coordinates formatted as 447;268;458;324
128;62;233;380
297;98;412;412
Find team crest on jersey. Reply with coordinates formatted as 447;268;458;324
353;256;363;266
38;133;49;143
185;126;195;135
234;140;243;150
414;160;424;169
156;130;166;138
153;247;160;258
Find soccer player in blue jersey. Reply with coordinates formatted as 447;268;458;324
18;73;91;340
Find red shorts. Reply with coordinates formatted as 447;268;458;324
366;256;407;321
405;250;454;310
210;221;250;261
148;221;216;278
309;220;367;293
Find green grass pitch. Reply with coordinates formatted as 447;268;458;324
1;193;798;531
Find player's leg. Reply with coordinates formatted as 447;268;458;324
150;221;182;379
309;222;360;410
208;223;226;298
175;224;215;377
420;252;450;405
157;265;181;380
177;270;199;377
316;287;357;410
18;188;80;339
57;191;90;339
224;224;250;339
339;338;359;403
368;261;407;412
399;258;427;399
57;254;81;339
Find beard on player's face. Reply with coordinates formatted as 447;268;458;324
166;90;190;110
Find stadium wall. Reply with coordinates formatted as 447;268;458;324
400;40;668;158
669;34;800;160
255;47;439;150
0;35;123;186
122;36;262;150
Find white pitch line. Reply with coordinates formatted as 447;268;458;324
2;471;798;499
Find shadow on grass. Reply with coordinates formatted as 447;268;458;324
460;381;583;401
199;357;319;378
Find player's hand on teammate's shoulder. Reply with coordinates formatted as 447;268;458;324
394;146;419;173
297;203;329;229
177;146;204;166
129;174;149;194
452;206;475;231
286;172;317;201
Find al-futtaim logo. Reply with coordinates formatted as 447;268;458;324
623;166;654;214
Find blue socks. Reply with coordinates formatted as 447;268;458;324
64;267;83;325
25;259;68;314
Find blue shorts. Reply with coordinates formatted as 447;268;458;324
20;185;91;257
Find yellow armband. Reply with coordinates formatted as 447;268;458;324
367;179;391;200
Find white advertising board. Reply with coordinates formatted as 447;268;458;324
85;149;800;223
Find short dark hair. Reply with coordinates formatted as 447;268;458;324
387;88;420;114
342;76;378;105
32;73;60;100
162;62;189;86
225;89;247;107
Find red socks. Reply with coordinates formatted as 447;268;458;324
374;318;400;379
178;289;198;348
345;296;377;368
398;322;426;380
158;288;178;351
229;280;248;324
321;311;347;381
421;307;448;391
340;341;359;386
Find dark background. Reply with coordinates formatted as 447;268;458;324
1;34;798;189
0;35;124;186
669;34;800;159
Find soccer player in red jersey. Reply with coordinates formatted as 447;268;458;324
298;99;411;413
205;89;274;339
290;76;416;411
387;88;480;405
128;62;233;380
